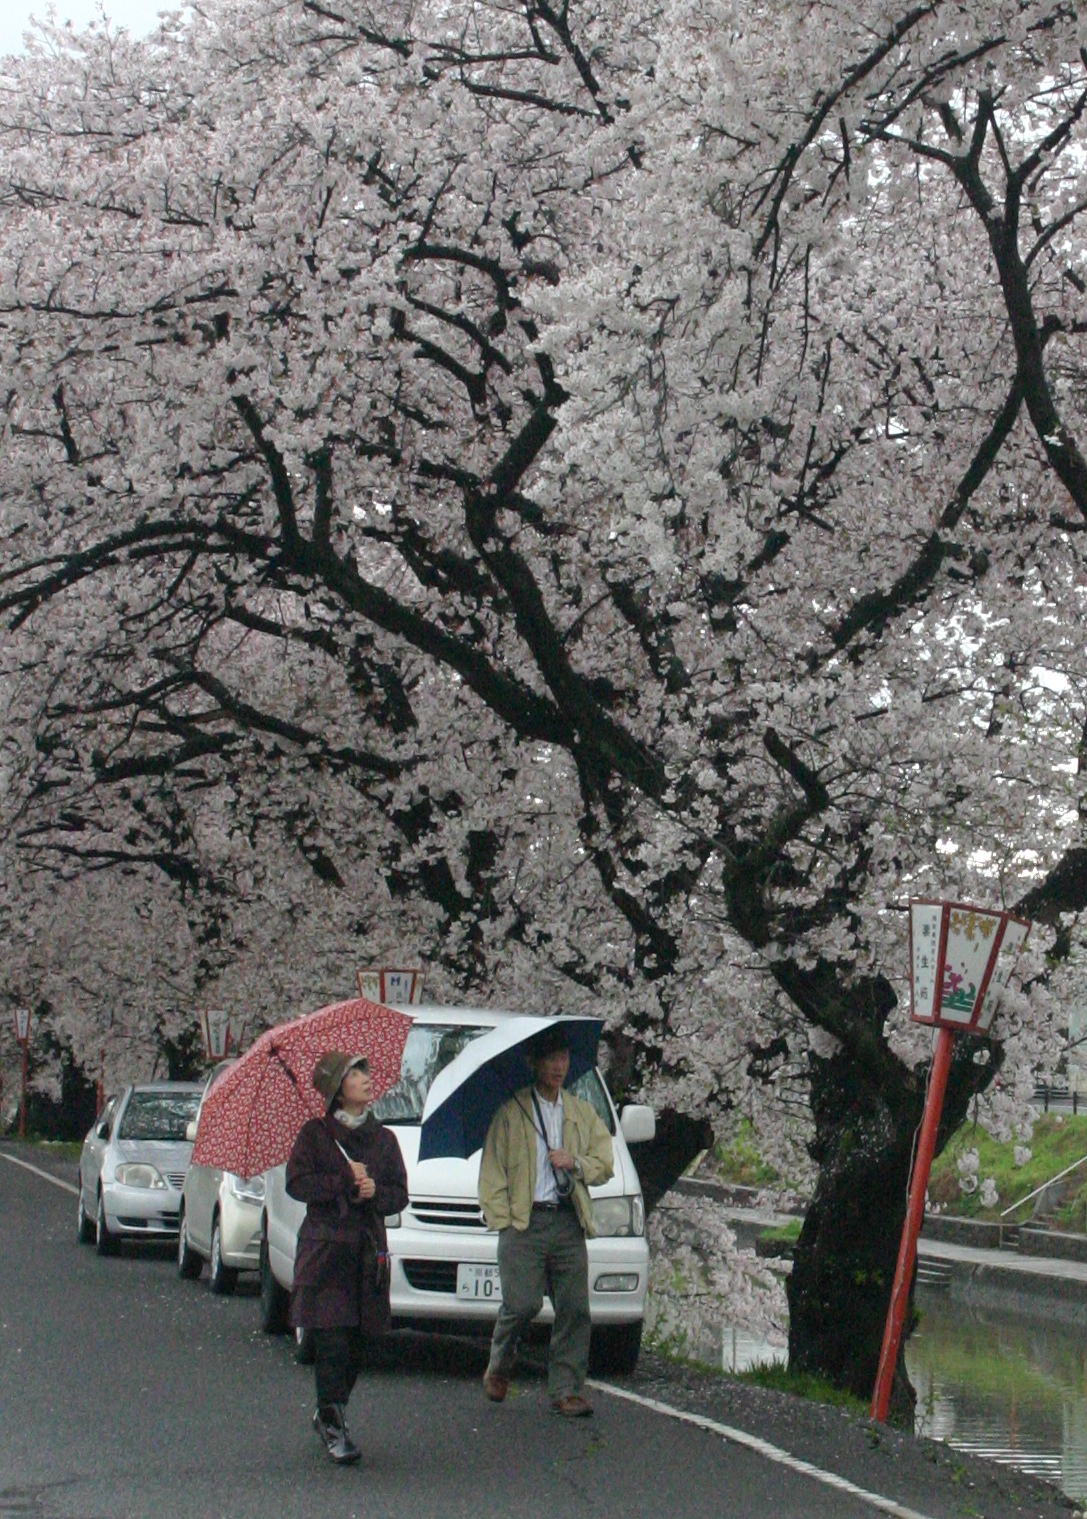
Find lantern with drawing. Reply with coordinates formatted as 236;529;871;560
908;900;1031;1036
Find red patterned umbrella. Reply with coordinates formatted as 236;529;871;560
191;995;414;1177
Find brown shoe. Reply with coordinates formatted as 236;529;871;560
551;1393;593;1418
482;1369;509;1403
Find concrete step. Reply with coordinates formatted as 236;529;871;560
916;1258;953;1289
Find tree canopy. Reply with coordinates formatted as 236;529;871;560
3;0;1087;1401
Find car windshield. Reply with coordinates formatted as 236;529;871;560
371;1025;490;1124
117;1090;200;1141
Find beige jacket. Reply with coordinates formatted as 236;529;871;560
478;1086;614;1237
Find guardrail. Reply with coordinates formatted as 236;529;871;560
1034;1083;1083;1113
998;1149;1087;1247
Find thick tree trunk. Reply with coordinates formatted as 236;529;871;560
786;1038;989;1420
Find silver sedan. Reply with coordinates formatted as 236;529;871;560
177;1064;264;1293
77;1082;202;1255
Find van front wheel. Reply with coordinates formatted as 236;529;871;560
588;1321;642;1376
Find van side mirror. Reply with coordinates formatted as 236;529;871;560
95;1119;111;1140
185;1119;198;1142
620;1104;655;1144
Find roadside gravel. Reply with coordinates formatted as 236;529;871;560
599;1350;1076;1519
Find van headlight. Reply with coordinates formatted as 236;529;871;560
115;1163;167;1190
591;1196;645;1237
594;1273;640;1292
228;1173;265;1204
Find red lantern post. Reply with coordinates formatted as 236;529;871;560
869;900;1030;1422
13;1007;31;1138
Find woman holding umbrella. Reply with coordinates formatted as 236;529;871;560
286;1050;408;1465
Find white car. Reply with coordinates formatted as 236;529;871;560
77;1081;203;1254
177;1064;266;1293
259;1008;655;1374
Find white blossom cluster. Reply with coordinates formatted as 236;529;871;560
645;1190;788;1360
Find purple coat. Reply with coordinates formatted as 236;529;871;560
285;1113;408;1333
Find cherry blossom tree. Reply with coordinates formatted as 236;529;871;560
4;0;1087;1408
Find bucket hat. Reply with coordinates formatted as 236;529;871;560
312;1050;369;1110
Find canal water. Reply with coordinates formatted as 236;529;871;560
719;1292;1087;1505
908;1287;1087;1503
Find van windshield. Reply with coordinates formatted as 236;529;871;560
370;1024;616;1133
567;1068;615;1134
372;1025;490;1124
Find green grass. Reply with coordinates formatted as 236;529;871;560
928;1113;1087;1224
737;1358;869;1414
757;1218;802;1245
711;1118;782;1187
645;1338;869;1415
1;1137;83;1159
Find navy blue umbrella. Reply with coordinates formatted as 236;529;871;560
418;1016;604;1160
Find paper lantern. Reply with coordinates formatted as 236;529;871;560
909;899;1030;1035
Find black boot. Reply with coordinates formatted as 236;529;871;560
313;1403;361;1465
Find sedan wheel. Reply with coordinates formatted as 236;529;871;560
209;1217;238;1296
259;1235;290;1335
76;1180;95;1244
177;1206;203;1280
95;1192;118;1257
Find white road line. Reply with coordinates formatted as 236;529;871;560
0;1151;79;1195
587;1379;937;1519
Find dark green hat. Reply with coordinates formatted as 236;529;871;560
311;1050;368;1110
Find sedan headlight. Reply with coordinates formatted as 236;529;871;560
114;1163;167;1190
592;1196;645;1237
227;1173;265;1204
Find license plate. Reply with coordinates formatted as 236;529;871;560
456;1263;503;1301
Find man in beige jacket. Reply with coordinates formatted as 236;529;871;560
478;1023;614;1416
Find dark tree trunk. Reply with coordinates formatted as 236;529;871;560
628;1108;715;1212
786;1036;993;1420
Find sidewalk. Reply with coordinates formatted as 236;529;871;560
919;1236;1087;1282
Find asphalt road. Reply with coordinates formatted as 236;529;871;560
0;1149;1073;1519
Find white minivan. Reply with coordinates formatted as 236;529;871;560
259;1007;655;1374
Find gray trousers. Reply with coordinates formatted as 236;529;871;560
487;1206;591;1399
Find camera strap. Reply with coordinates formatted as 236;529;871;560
531;1089;573;1197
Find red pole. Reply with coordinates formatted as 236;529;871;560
18;1038;27;1139
870;1025;955;1422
